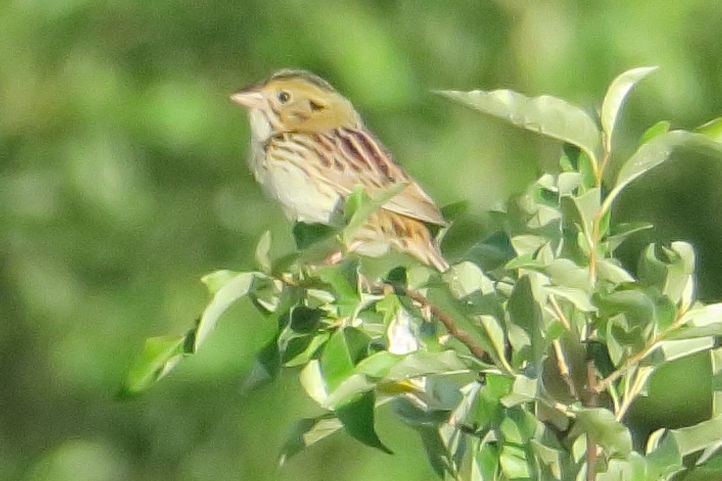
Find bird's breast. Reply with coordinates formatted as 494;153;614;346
249;139;340;225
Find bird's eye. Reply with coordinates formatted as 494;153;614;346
277;91;291;103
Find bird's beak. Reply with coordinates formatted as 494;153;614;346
230;89;265;109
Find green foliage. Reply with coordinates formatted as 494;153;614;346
125;68;722;480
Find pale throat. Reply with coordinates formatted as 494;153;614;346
248;109;273;144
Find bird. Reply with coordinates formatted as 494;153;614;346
231;69;449;272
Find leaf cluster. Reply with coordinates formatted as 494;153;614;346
124;68;722;481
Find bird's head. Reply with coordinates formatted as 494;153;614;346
231;69;361;142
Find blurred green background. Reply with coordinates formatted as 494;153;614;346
2;1;722;480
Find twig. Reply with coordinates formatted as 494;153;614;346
553;340;578;399
549;294;572;332
397;286;489;362
585;360;599;481
593;309;687;395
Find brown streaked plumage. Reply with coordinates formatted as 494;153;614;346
231;69;449;271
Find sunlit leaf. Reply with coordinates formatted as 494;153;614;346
530;440;563;480
648;338;716;365
499;443;530;479
278;415;343;465
384;350;469;381
601;66;657;142
671;415;722;456
195;272;256;350
596;259;635;284
639;120;671;146
500;375;538;407
668;303;722;340
567;187;600;237
711;347;722;417
571;408;632;456
122;334;191;395
438;89;601;163
546;258;591;292
342;183;406;245
444;261;495;298
545;286;595;312
596;454;647;481
201;269;241;295
323;374;376;409
480;315;510;370
605;131;722;214
299;359;328;405
254;230;272;274
697;117;722;143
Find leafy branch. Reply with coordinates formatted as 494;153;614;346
124;67;722;481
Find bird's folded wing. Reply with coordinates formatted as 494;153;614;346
282;128;447;226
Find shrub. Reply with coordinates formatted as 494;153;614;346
124;67;722;481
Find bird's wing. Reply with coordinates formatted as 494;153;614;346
283;128;447;226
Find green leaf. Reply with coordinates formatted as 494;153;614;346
254;230;272;273
337;391;392;453
546;258;591;292
601;66;657;142
648;337;715;364
195;272;256;350
557;171;583;196
500;375;538;407
283;332;330;367
499;444;530;479
596;259;635;284
318;261;360;316
418;425;456;478
697;117;722;143
299;359;328;405
292;222;336;250
566;187;600;238
438;89;601;163
480;315;511;370
473;442;500;481
671;415;722;456
354;351;402;378
241;335;281;392
508;276;545;367
571;408;632;456
323;374;376;409
683;454;722;481
278;415;343;465
545;286;595;312
441;200;469;222
288;305;324;334
201;269;241;295
342;183;406;245
319;327;371;396
596;454;647;481
384;350;469;382
122;334;191;395
646;432;684;479
444;261;495;298
711;347;722;417
606;222;653;252
639;120;671;146
605;131;722;214
668;303;722;340
530;440;563;480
